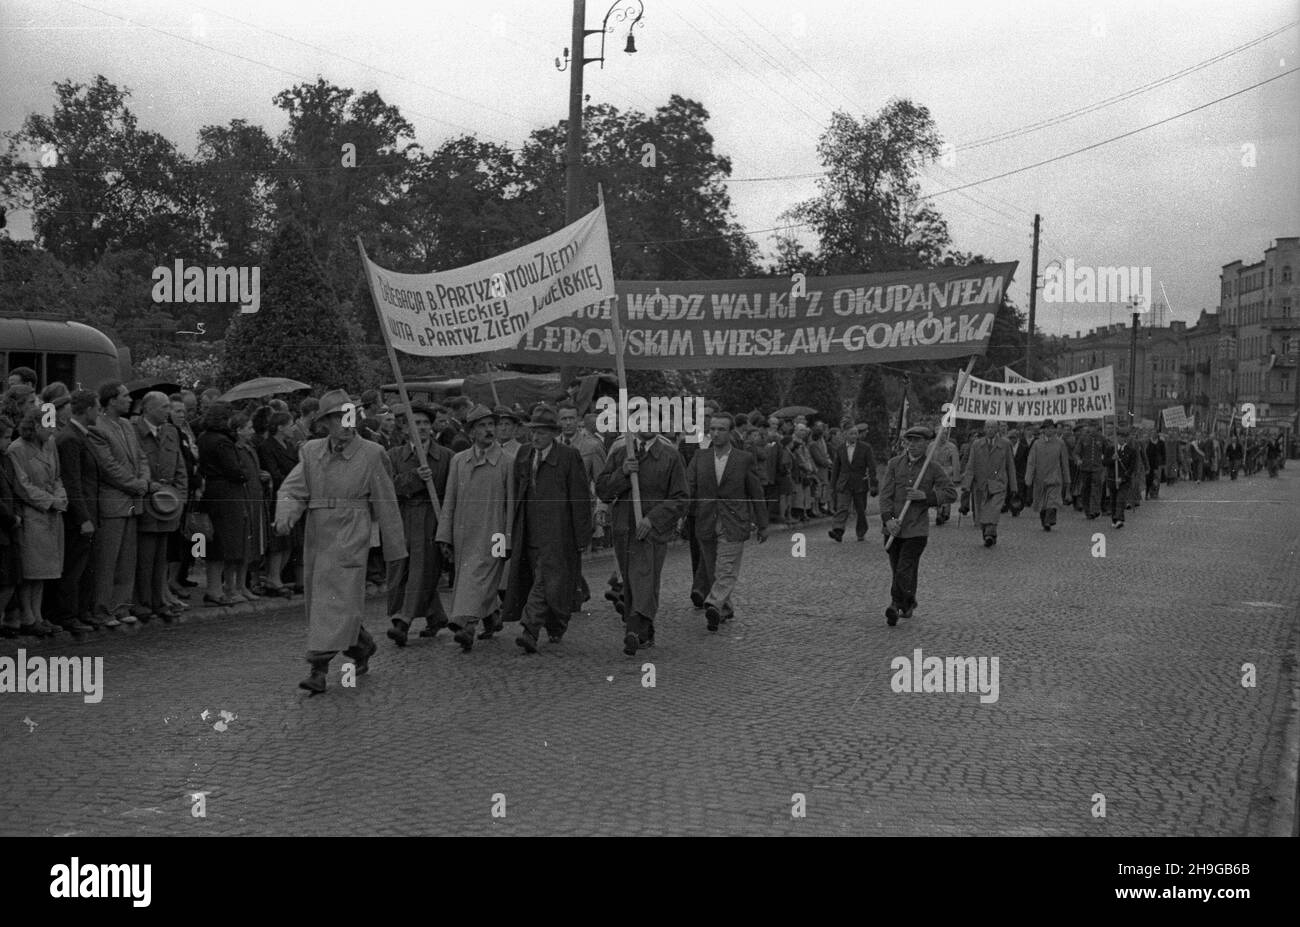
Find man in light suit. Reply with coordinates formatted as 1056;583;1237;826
685;412;768;632
87;381;154;626
960;419;1017;547
827;423;877;542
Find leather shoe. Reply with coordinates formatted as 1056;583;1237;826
418;622;445;639
515;632;539;654
454;628;475;652
828;528;844;543
690;591;705;609
387;619;409;647
705;604;720;632
623;631;639;656
886;605;900;627
983;535;996;547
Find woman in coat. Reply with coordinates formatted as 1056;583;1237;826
5;409;67;633
196;403;249;605
233;411;269;600
0;414;28;638
257;411;300;595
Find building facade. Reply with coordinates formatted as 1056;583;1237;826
1049;238;1298;433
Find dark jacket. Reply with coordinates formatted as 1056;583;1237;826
56;420;101;526
685;446;768;542
88;414;149;518
830;440;878;494
1103;441;1139;482
880;451;958;539
387;440;452;506
257;434;300;495
197;427;246;509
595;436;689;541
1144;437;1166;469
0;454;19;546
135;417;188;532
501;441;592;621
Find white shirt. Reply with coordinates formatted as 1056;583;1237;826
713;448;730;484
845;443;856;464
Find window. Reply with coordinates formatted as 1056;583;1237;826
1281;374;1290;394
1269;268;1274;286
1284;298;1292;319
1284;266;1292;284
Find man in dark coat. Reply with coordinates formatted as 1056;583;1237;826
879;425;958;626
827;424;877;542
685;412;768;631
53;389;101;632
1073;420;1108;519
384;402;453;646
504;405;592;653
1103;425;1139;528
1144;429;1166;498
596;427;688;655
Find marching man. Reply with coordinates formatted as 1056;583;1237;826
275;390;407;694
436;405;515;652
960;419;1017;547
1024;418;1072;531
596;423;688;655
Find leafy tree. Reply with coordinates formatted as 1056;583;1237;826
192;119;278;264
0;75;204;266
711;368;780;419
775;100;951;275
517;95;758;280
854;364;896;457
221;221;359;391
785;366;842;423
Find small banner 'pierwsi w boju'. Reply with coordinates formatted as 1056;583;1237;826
362;206;615;357
954;366;1115;422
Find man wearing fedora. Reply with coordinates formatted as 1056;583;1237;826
502;404;591;653
1024;419;1071;531
596;419;688;655
960;419;1017;547
437;405;515;651
384;401;453;647
134;391;188;622
275;389;407;693
880;425;957;626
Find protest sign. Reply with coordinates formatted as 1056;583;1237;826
953;367;1115;422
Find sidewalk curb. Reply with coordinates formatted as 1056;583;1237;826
1269;616;1300;837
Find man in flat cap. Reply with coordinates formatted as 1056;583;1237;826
1024;419;1071;531
275;389;407;693
1072;419;1108;518
503;404;591;653
596;417;688;655
1102;423;1138;529
879;425;957;626
384;401;453;647
437;405;515;652
495;405;523;459
960;419;1017;547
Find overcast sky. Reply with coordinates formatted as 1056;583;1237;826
3;0;1297;336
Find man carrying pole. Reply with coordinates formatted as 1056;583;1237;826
879;360;970;626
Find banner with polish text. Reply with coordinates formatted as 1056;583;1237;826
362;206;615;357
954;366;1115;422
488;262;1018;369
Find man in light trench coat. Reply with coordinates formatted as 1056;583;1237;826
960;418;1017;547
436;405;515;652
1024;418;1072;531
275;389;407;694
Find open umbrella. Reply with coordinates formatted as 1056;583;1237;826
218;377;312;403
773;405;817;419
125;378;181;401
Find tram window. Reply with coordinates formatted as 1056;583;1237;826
6;352;40;382
45;353;77;390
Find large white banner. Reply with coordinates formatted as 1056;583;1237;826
954;366;1115;421
1003;367;1032;384
362;206;615;356
1162;405;1190;429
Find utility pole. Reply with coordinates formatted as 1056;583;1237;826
1026;213;1040;377
564;0;589;225
1128;310;1140;423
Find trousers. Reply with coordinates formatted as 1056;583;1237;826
93;515;138;617
698;536;744;619
885;535;928;611
831;490;869;538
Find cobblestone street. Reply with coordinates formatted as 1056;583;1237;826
2;469;1297;836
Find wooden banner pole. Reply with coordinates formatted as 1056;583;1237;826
356;235;442;518
597;184;642;523
885;356;977;551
